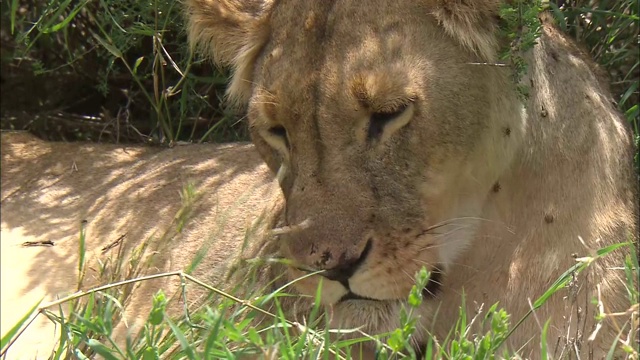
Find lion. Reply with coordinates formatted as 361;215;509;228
1;0;636;359
183;0;638;357
0;132;281;358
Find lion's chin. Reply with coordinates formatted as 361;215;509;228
338;290;383;302
326;298;402;336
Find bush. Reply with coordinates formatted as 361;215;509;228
1;0;244;144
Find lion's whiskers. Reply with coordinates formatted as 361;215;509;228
270;219;312;236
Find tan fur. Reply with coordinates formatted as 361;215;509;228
185;0;637;357
1;0;636;358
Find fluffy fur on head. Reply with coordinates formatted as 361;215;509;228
429;0;502;60
185;0;504;105
185;0;272;105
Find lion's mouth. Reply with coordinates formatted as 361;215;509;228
337;269;443;304
339;290;380;302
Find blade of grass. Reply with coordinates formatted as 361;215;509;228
86;339;120;360
9;0;18;34
165;316;198;359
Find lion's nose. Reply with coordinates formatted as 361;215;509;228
319;239;372;287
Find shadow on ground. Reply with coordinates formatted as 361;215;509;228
1;131;281;358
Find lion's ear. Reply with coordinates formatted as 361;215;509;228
429;0;501;60
185;0;272;105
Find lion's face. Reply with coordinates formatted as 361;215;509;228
187;0;522;306
245;1;523;305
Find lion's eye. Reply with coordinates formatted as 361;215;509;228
368;105;409;141
269;125;287;138
267;125;290;149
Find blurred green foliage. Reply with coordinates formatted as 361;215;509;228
1;0;243;144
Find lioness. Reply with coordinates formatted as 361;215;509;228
184;0;638;357
1;1;636;359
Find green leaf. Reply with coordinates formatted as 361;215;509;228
166;316;198;359
9;0;18;34
86;339;119;360
595;242;631;256
92;32;123;59
133;57;145;75
624;104;638;123
44;0;89;33
547;2;567;32
533;261;583;309
148;291;167;326
408;284;422;308
386;328;404;352
142;346;160;360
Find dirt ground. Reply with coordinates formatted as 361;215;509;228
0;131;279;359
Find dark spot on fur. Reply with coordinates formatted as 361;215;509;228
371;184;380;199
320;250;332;265
503;127;511;136
541;106;548;118
310;243;318;255
368;214;377;224
402;227;412;234
544;214;554;223
550;50;560;61
492;182;501;193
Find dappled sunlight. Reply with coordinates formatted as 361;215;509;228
0;132;281;358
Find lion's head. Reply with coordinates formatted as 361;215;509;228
187;0;521;304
